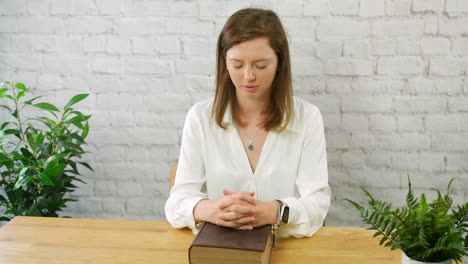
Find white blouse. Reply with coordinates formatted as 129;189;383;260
164;97;331;238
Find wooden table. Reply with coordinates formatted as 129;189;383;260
0;216;401;264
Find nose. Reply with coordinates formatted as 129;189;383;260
243;67;256;81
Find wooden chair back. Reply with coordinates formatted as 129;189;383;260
169;164;177;191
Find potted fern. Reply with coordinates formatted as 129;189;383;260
346;178;468;264
0;73;93;221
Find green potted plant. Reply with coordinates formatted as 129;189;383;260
346;178;468;264
0;73;93;222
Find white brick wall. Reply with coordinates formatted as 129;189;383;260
0;0;467;236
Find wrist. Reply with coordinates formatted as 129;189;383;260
251;200;278;226
267;200;280;226
193;198;211;224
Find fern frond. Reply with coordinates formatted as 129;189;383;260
345;199;365;215
464;233;468;249
360;187;393;215
393;208;409;229
446;178;455;194
346;193;398;249
415;194;429;221
443;178;454;208
431;192;454;237
361;187;377;206
436;190;452;210
453;202;468;231
406;176;419;209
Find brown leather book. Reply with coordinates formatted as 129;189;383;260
188;222;274;264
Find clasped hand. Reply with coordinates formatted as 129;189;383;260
212;189;268;230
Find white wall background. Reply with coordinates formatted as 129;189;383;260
0;0;467;228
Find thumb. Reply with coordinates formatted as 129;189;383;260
223;189;232;196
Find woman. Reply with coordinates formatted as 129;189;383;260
165;8;330;238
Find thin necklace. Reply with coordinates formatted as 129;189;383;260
239;127;262;151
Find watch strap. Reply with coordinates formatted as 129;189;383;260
272;199;281;228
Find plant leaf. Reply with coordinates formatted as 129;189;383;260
15;82;26;90
22;95;44;106
32;102;60;112
0;88;8;96
81;121;89;139
14;175;29;190
406;176;419;209
31;117;57;129
16;90;26;101
19;167;29;177
60;133;85;144
65;94;89;109
1;121;13;130
3;129;20;136
66;117;84;129
78;162;94;172
0;217;11;222
0;104;12;112
345;199;365;214
39;173;55;186
43;164;65;178
46;152;71;165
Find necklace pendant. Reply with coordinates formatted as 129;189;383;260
248;144;254;151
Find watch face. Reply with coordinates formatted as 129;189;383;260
282;206;289;223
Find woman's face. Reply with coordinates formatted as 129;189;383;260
225;37;278;102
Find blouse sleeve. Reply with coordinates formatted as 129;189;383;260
276;107;331;238
164;105;207;234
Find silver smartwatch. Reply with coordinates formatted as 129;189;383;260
280;201;290;224
274;200;289;227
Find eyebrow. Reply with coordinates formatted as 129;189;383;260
229;58;270;63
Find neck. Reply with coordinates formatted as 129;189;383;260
236;96;269;126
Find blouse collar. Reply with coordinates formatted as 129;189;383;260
220;101;301;133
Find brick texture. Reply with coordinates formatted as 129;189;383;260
0;1;467;239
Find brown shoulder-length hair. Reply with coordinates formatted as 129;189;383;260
211;8;293;131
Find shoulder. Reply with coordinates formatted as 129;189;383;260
186;98;214;124
293;96;323;122
289;97;324;132
293;96;321;117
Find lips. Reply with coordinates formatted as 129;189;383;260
242;85;259;92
